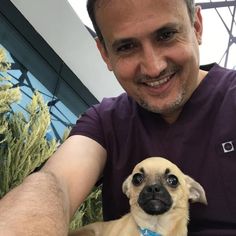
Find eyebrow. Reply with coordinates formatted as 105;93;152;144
139;167;145;173
152;22;180;36
165;168;170;176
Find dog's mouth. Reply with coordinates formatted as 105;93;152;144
138;184;173;215
139;198;172;215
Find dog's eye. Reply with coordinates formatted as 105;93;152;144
132;173;144;186
166;174;179;187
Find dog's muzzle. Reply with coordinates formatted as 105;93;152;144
138;183;173;215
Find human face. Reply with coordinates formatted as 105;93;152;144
96;0;203;123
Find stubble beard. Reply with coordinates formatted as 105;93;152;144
137;89;187;116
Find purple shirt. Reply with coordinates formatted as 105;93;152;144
70;64;236;235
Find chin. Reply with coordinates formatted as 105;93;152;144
138;94;186;115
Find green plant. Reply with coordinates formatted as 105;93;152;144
0;47;57;197
70;185;102;231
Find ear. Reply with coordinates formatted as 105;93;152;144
96;38;113;71
193;5;203;45
122;175;132;199
185;175;207;205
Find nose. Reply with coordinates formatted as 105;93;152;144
144;184;163;194
140;44;167;78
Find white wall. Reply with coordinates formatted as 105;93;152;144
10;0;123;102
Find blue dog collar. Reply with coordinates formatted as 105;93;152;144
139;227;162;236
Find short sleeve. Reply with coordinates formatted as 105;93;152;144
69;104;106;149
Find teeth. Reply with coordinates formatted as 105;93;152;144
146;76;170;87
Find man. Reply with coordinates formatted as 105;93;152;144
0;0;236;235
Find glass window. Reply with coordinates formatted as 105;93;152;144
0;3;98;141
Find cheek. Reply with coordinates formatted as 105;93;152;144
168;44;196;65
171;188;189;208
111;57;138;83
167;30;200;63
129;189;142;206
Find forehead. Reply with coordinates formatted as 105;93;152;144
133;158;181;175
95;0;186;10
95;0;189;42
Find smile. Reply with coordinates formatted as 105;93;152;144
143;73;175;88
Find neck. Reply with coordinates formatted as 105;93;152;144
161;109;182;124
131;207;188;236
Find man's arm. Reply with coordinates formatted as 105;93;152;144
0;135;107;235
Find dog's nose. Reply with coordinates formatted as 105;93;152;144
145;184;163;194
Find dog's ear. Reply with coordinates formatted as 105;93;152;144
122;175;132;198
185;175;207;205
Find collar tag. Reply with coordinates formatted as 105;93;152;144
139;227;162;236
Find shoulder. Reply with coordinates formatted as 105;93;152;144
202;63;236;83
200;64;236;97
90;93;136;119
69;93;141;149
69;93;138;138
99;93;133;110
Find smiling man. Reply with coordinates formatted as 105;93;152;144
94;0;205;123
0;1;236;235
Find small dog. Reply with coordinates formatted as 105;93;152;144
70;157;207;236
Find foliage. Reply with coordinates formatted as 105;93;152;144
0;48;57;197
70;185;103;231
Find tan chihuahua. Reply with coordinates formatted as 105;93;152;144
70;157;207;236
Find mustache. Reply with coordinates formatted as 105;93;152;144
136;65;181;83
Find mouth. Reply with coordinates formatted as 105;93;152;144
143;73;174;88
138;71;177;96
138;196;173;215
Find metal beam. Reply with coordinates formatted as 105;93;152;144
197;1;236;9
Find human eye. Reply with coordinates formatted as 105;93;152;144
113;39;138;55
117;43;135;52
157;29;178;42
